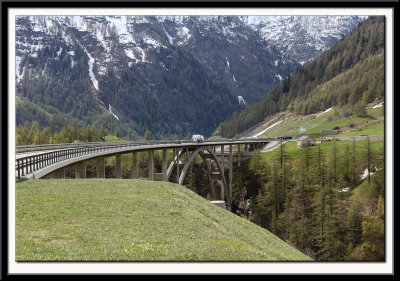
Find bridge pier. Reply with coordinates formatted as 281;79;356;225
238;144;241;166
229;144;233;201
115;154;122;178
96;157;105;178
176;149;180;184
162;149;167;181
202;156;216;199
148;150;154;181
75;161;86;179
132;152;138;179
220;145;225;200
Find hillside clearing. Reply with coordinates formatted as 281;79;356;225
244;103;384;139
16;179;311;261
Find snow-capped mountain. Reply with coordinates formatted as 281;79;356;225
16;15;298;104
240;16;367;65
15;15;364;139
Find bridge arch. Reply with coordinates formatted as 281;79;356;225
177;146;231;206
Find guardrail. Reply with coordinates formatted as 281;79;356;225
15;142;140;179
15;138;275;179
16;141;178;154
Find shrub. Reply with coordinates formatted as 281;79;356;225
355;101;368;117
341;107;353;117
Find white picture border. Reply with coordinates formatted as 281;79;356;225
7;7;394;275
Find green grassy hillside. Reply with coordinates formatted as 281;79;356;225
16;179;312;261
249;103;384;139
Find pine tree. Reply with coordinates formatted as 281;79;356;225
50;116;56;139
331;141;338;182
143;130;151;141
115;127;121;139
352;137;357;184
318;151;327;241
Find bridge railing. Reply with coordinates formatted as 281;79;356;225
16;140;198;154
16;138;276;153
15;142;141;179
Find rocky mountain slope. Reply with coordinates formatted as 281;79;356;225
15;15;364;139
240;15;366;65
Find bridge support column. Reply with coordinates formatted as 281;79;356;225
205;159;216;200
132;152;138;179
96;157;105;178
75;161;86;179
148;150;154;181
176;149;180;184
220;145;224;200
229;144;233;201
162;149;167;181
238;144;241;166
116;154;122;179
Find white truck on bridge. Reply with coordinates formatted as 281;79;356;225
192;134;204;143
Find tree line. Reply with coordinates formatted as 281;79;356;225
16;119;109;145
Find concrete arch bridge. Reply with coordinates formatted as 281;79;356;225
15;139;273;208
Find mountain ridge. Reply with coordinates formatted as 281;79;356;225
15;15;365;139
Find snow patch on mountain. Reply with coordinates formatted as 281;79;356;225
15;57;25;83
238;96;246;105
176;26;191;45
144;37;161;48
108;104;119;120
226;57;230;68
163;26;174;44
275;74;284;81
56;47;63;56
137;46;147;63
233;75;237;83
81;46;99;90
240;15;367;63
